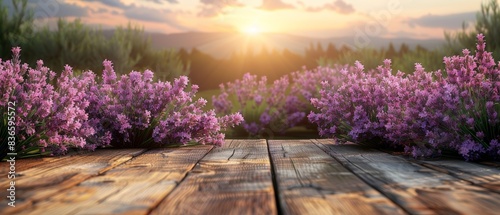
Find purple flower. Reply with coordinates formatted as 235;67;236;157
308;34;500;160
1;48;96;157
86;60;242;147
213;73;304;136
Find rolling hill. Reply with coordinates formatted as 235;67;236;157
112;31;445;59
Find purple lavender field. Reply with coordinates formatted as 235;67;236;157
1;0;499;161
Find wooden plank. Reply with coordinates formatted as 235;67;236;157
410;158;500;193
269;139;406;215
151;139;277;215
0;149;146;215
0;155;67;176
18;145;212;215
315;139;500;215
478;161;500;168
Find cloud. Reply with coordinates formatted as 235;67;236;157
145;0;178;3
197;7;220;17
80;0;181;25
123;8;172;23
92;8;109;14
327;0;354;14
198;0;243;17
260;0;294;11
3;0;89;18
82;0;129;9
55;3;90;17
118;6;192;31
303;0;354;14
200;0;240;4
406;12;476;29
383;30;432;39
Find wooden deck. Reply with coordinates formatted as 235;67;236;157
2;139;500;215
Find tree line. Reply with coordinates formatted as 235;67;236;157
181;42;443;90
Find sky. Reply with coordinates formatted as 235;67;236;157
3;0;487;39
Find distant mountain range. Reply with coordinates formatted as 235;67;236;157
106;30;445;59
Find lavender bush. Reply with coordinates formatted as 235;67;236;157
377;35;500;160
308;60;392;143
213;73;304;137
85;60;243;148
289;65;349;127
413;34;499;160
1;47;242;159
310;34;500;160
1;48;95;158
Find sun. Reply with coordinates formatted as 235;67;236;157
242;25;262;35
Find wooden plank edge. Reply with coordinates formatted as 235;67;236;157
145;142;218;214
1;148;148;215
311;139;414;215
266;139;288;215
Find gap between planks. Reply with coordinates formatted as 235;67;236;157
268;139;406;215
151;139;277;215
314;139;500;215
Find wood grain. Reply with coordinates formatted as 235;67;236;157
4;139;500;215
151;139;277;215
314;139;500;215
18;145;212;215
269;139;405;215
0;154;68;176
411;158;500;193
0;149;146;215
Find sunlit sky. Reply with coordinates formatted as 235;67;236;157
4;0;486;39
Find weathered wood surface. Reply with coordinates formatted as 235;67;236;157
2;139;500;215
151;139;277;215
0;155;63;175
1;149;146;214
411;158;500;193
314;139;500;215
18;145;212;215
269;140;405;215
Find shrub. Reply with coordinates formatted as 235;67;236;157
379;34;500;160
0;47;242;160
1;47;95;159
309;34;500;161
0;1;188;82
309;60;392;143
445;0;500;60
290;64;353;128
85;60;243;148
213;73;304;137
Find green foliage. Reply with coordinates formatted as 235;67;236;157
145;49;190;82
445;0;500;59
338;48;386;70
0;1;188;80
0;0;34;58
392;46;444;73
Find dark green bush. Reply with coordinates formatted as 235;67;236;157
445;0;500;59
0;0;187;80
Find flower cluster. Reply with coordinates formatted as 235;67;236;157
1;48;95;158
85;60;243;148
0;48;243;159
290;65;349;103
310;34;500;160
213;73;304;136
309;60;390;142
